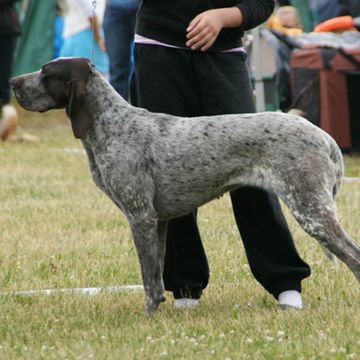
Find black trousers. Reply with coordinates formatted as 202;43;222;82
0;36;17;108
132;44;311;299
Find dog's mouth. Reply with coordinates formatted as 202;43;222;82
12;91;32;110
10;81;27;106
12;91;50;113
12;91;25;105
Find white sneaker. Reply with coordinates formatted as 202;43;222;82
278;290;304;309
174;298;199;309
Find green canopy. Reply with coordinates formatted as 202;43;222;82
12;0;56;76
290;0;316;33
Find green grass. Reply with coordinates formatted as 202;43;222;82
0;106;359;359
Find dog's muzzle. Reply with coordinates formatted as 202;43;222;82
10;76;25;92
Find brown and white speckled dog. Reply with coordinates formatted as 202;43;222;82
11;58;360;315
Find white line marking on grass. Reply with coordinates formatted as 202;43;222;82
343;177;360;183
54;147;86;155
1;285;143;297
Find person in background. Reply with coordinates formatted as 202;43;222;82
309;0;342;25
59;0;109;78
339;0;360;17
103;0;139;100
54;1;64;59
132;0;311;310
268;6;304;35
0;0;20;141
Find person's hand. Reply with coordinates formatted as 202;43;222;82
186;9;224;51
186;7;243;51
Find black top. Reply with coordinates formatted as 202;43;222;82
0;0;20;37
339;0;360;17
136;0;275;51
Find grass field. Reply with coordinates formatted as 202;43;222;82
0;107;359;359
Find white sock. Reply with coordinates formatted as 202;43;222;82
278;290;304;309
174;298;199;309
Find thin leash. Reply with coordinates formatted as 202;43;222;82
90;0;97;63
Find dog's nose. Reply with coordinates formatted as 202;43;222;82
10;76;25;90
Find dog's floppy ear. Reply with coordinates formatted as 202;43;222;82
65;59;94;139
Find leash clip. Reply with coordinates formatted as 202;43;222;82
90;0;97;63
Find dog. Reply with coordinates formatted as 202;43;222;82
10;58;360;315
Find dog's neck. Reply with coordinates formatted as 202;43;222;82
81;71;139;144
86;71;131;114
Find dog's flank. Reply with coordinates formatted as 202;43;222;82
11;58;360;315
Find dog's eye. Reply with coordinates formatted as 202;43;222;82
42;64;52;76
40;67;51;82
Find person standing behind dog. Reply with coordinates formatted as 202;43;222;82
0;0;20;140
132;0;311;309
103;0;139;100
59;0;109;78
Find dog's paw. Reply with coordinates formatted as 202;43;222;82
144;295;166;316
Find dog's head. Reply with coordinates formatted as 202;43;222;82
11;57;94;138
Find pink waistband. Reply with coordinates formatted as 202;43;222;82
134;34;246;53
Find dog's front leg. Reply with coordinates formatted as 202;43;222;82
157;220;168;277
129;216;166;315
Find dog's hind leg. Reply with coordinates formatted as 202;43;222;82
129;216;167;315
308;214;360;282
283;191;360;283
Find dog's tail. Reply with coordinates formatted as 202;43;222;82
328;137;344;199
320;136;344;265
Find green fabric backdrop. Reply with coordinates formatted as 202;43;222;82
12;0;56;76
290;0;316;33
